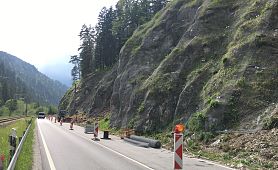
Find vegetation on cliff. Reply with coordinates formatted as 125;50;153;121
60;0;277;168
62;0;277;132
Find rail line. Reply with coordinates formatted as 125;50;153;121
0;116;24;124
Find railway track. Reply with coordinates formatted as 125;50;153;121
0;116;24;124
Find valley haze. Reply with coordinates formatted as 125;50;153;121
0;0;119;86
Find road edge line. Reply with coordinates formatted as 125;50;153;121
190;157;236;170
37;121;57;170
71;130;154;170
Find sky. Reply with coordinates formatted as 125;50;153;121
0;0;118;86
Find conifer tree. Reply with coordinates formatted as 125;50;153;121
69;55;81;81
78;25;95;78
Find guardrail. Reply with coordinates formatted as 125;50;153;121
7;120;32;170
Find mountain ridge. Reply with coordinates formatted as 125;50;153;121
0;51;68;105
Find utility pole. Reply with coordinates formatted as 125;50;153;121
25;102;28;116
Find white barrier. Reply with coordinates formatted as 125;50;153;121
174;133;183;170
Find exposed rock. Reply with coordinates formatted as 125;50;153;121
60;0;278;133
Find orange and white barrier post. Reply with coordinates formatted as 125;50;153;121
60;118;63;126
70;120;74;130
174;124;184;170
92;122;99;141
69;123;73;130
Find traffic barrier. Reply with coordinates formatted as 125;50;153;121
92;122;99;141
60;119;63;126
101;131;111;140
94;122;99;137
174;133;183;169
84;124;94;134
173;124;184;170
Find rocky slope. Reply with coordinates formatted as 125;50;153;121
60;0;278;133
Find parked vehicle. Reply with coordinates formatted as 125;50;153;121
58;110;67;122
38;112;45;119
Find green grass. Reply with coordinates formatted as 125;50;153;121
15;120;35;170
0;118;31;169
99;115;110;131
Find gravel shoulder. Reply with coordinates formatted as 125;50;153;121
32;121;42;170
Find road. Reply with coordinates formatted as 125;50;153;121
36;119;234;170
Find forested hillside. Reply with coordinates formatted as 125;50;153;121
68;0;168;80
0;51;68;105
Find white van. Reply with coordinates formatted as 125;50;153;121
38;112;46;119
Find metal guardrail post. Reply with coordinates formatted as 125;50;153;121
9;129;17;163
7;121;32;170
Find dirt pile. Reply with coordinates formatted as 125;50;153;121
206;128;278;169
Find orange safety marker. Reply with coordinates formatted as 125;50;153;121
174;124;184;170
92;122;99;141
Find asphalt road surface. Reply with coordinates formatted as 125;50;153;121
36;119;234;170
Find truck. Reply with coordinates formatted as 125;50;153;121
38;112;46;119
58;110;68;122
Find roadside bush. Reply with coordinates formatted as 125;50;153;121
0;106;10;116
188;111;206;132
262;116;278;130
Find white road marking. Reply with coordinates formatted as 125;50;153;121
70;129;154;170
51;121;234;170
190;157;236;170
37;121;57;170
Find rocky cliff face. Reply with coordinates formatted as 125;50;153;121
60;0;278;132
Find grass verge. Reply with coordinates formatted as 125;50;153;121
14;120;35;170
0;118;31;169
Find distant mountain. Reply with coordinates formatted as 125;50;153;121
40;62;72;87
0;51;68;105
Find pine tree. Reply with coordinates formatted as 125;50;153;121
95;7;118;70
69;55;81;81
78;25;95;78
151;0;168;14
